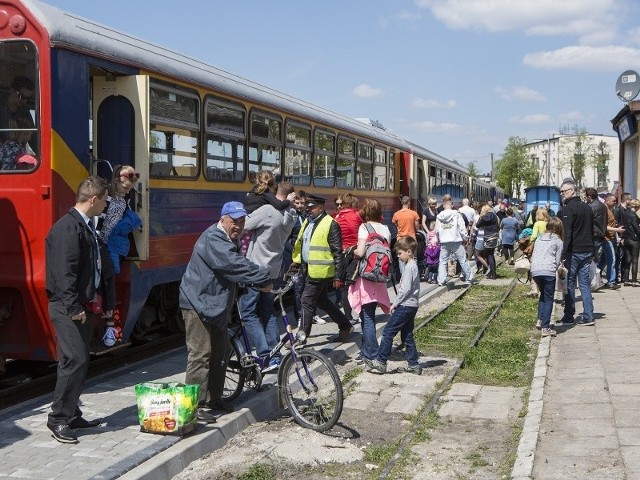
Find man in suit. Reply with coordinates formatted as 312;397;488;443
45;176;110;443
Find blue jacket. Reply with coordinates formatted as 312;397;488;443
107;209;142;274
179;223;270;329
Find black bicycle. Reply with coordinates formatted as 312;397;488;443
223;273;344;432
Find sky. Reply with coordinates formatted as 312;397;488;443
44;0;640;174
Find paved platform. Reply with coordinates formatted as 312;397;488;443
513;284;640;480
0;277;460;480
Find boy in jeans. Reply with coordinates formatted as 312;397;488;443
367;236;422;375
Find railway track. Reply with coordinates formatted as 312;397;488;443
377;279;517;479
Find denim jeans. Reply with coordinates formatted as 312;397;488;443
533;275;555;329
360;302;379;360
376;305;419;366
437;241;472;284
595;239;616;284
238;286;278;357
562;252;594;322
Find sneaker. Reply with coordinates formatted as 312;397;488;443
102;326;118;347
576;319;595;326
355;352;364;365
261;357;280;373
196;408;217;424
313;315;326;325
367;359;387;374
397;364;423;375
509;258;515;265
395;342;406;353
541;328;557;337
535;319;541;329
610;283;621;290
337;326;353;342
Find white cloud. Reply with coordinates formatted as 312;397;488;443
410;120;460;133
494;86;546;102
415;0;621;45
523;45;640;71
510;114;551;124
412;98;457;108
352;84;384;98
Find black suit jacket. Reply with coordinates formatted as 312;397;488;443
45;207;99;316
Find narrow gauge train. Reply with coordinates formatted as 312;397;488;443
0;0;501;362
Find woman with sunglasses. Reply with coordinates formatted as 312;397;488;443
95;165;142;346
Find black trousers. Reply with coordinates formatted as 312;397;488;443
48;301;92;426
300;278;351;337
622;238;640;283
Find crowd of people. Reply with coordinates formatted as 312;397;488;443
43;164;640;442
0;75;37;171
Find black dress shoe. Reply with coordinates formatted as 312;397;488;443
47;424;79;444
69;417;102;429
196;408;217;423
208;399;234;413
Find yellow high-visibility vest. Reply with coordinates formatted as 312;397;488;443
292;215;335;279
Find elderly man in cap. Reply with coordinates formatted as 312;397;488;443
292;194;353;343
179;201;271;423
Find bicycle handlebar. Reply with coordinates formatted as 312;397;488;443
270;273;299;297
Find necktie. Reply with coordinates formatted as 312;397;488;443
88;219;102;289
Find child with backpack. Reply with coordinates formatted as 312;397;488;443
367;236;422;375
348;199;392;364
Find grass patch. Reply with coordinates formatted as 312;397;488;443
342;366;363;385
238;463;276;480
456;284;538;387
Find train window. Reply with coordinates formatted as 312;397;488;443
149;126;199;177
150;86;199;128
204;98;245;182
249;111;282;176
313;130;335;188
149;85;199;178
205;98;245;137
357;141;372;190
0;40;39;173
284;122;311;186
337;135;355;188
388;149;395;191
205;138;244;182
373;146;386;191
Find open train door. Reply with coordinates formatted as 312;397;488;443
91;75;150;261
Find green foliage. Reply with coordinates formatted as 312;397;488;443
495;136;538;198
238;463;276;480
467;160;480;178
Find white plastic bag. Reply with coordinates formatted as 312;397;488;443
589;260;602;291
556;263;568;293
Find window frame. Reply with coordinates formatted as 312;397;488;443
336;134;356;189
284;119;312;186
356;140;373;190
313;128;336;188
203;95;246;182
373;145;387;191
248;109;283;177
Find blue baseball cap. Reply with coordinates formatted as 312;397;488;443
221;201;247;219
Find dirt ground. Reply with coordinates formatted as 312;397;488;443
172;288;524;480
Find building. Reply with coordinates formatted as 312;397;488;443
524;134;619;192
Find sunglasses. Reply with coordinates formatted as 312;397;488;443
335;202;343;206
560;188;572;194
120;172;140;180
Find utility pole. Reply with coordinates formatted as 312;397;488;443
490;153;494;182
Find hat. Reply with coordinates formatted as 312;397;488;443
221;201;247;219
305;194;326;207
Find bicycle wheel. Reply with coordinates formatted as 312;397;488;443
279;349;343;432
222;339;245;401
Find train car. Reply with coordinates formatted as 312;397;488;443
0;0;425;361
411;143;469;210
469;177;504;205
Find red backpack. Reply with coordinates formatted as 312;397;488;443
358;223;392;283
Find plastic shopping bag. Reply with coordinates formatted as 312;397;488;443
556;263;568;294
589;260;602;291
134;382;199;436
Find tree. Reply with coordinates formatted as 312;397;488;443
467;160;480;178
592;140;610;189
557;125;594;187
495;136;538;198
